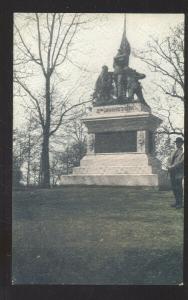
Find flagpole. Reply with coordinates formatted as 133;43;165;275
124;14;126;37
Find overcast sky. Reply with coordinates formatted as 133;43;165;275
14;13;184;128
77;13;184;71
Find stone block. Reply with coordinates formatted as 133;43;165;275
60;174;159;186
73;165;152;175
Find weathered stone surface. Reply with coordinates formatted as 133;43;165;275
60;174;158;186
60;153;162;186
80;153;156;166
73;165;152;175
83;104;161;134
92;102;151;115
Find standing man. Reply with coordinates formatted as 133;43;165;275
168;137;184;209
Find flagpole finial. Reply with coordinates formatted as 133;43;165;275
117;13;130;66
124;14;126;36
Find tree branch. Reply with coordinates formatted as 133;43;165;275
49;99;91;136
52;14;77;69
14;24;42;66
14;77;45;129
47;13;56;72
51;14;64;65
35;13;46;76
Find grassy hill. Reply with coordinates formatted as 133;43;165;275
12;186;183;284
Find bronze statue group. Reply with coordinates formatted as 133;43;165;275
92;35;147;107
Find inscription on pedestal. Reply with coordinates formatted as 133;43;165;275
94;103;151;115
95;131;137;153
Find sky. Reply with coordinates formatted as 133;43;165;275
13;13;184;129
76;13;184;71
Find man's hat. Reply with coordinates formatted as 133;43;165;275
175;137;184;143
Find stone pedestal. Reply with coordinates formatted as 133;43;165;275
61;102;162;186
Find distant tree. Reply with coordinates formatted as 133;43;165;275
154;134;175;169
69;140;87;168
12;155;23;188
59;141;87;175
134;22;184;168
49;106;87;181
13;115;41;186
49;138;87;184
30;161;41;186
50;153;64;185
134;22;184;137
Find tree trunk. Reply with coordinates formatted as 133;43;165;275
26;133;31;186
41;133;50;187
40;75;51;188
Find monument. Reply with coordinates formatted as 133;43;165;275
61;16;162;186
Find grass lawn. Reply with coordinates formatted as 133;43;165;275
12;187;183;285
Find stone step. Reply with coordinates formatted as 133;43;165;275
73;165;152;175
81;161;150;167
80;154;150;167
60;174;158;186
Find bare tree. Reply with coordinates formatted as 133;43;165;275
13;115;41;186
14;13;94;187
134;22;184;137
49;106;87;182
63;106;87;143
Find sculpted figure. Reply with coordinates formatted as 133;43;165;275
126;68;146;103
113;49;128;99
93;65;114;106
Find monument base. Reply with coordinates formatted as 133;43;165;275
60;153;161;187
60;174;158;186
